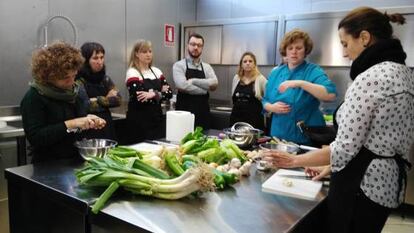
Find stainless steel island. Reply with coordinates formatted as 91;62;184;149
5;152;327;233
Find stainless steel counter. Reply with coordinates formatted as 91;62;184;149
5;149;327;233
0;106;26;166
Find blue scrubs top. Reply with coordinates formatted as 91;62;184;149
262;61;336;145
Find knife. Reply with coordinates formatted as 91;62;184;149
278;174;330;183
148;140;179;148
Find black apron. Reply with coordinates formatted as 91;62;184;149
82;78;116;140
327;112;411;233
176;60;211;130
126;69;165;143
230;81;264;130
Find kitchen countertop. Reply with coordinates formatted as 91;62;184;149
110;99;233;117
5;141;327;233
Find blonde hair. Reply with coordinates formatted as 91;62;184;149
237;52;260;78
128;40;153;69
235;52;266;100
31;41;84;84
279;29;313;57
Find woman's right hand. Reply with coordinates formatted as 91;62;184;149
305;165;331;181
65;114;106;131
268;101;291;114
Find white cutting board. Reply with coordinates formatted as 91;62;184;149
262;169;322;201
128;142;177;152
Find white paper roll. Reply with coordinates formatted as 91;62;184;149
166;111;194;142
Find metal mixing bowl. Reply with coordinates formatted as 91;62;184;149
74;139;118;161
223;127;263;149
259;142;299;154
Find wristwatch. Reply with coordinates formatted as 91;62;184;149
66;127;81;133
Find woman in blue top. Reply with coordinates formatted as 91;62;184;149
263;29;337;145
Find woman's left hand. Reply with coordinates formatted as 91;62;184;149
262;150;298;168
136;90;156;102
161;85;169;92
278;80;304;93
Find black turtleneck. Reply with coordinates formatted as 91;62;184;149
350;38;406;80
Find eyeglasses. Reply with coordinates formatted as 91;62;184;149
189;42;203;48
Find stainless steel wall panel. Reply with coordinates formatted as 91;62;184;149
184;26;222;64
0;0;48;105
196;0;231;21
222;22;276;65
209;65;229;101
393;14;414;67
284;16;350;66
126;0;192;90
49;0;127;98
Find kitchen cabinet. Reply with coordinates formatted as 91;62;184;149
183;26;223;64
222;22;277;65
182;17;279;66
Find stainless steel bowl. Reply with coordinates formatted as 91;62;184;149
74;139;118;161
259;142;299;154
223;127;263;149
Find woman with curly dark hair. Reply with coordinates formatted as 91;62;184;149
21;41;106;163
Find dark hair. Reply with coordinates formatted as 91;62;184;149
338;7;406;40
279;29;313;57
188;33;204;44
80;42;105;65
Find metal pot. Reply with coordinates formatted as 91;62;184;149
223;125;263;149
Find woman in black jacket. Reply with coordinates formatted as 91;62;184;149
77;42;121;140
21;41;106;163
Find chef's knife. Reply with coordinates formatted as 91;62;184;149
278;174;330;183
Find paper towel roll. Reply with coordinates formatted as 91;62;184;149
166;111;195;142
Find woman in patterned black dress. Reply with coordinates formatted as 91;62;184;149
264;7;414;233
125;40;173;143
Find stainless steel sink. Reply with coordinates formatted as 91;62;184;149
0;106;24;139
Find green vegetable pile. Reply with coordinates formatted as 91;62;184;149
76;147;214;214
180;127;247;164
75;127;249;214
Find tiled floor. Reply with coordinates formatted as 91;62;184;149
382;205;414;233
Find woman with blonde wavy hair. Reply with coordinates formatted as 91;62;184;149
230;51;267;130
125;40;172;143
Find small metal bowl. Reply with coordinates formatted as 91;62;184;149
223;127;263;149
259;142;299;154
74;139;118;161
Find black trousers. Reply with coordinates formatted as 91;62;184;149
347;189;392;233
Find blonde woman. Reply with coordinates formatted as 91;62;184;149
125;40;172;143
230;52;267;130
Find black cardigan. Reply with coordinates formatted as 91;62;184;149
20;87;87;162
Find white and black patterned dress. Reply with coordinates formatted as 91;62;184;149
330;61;414;208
